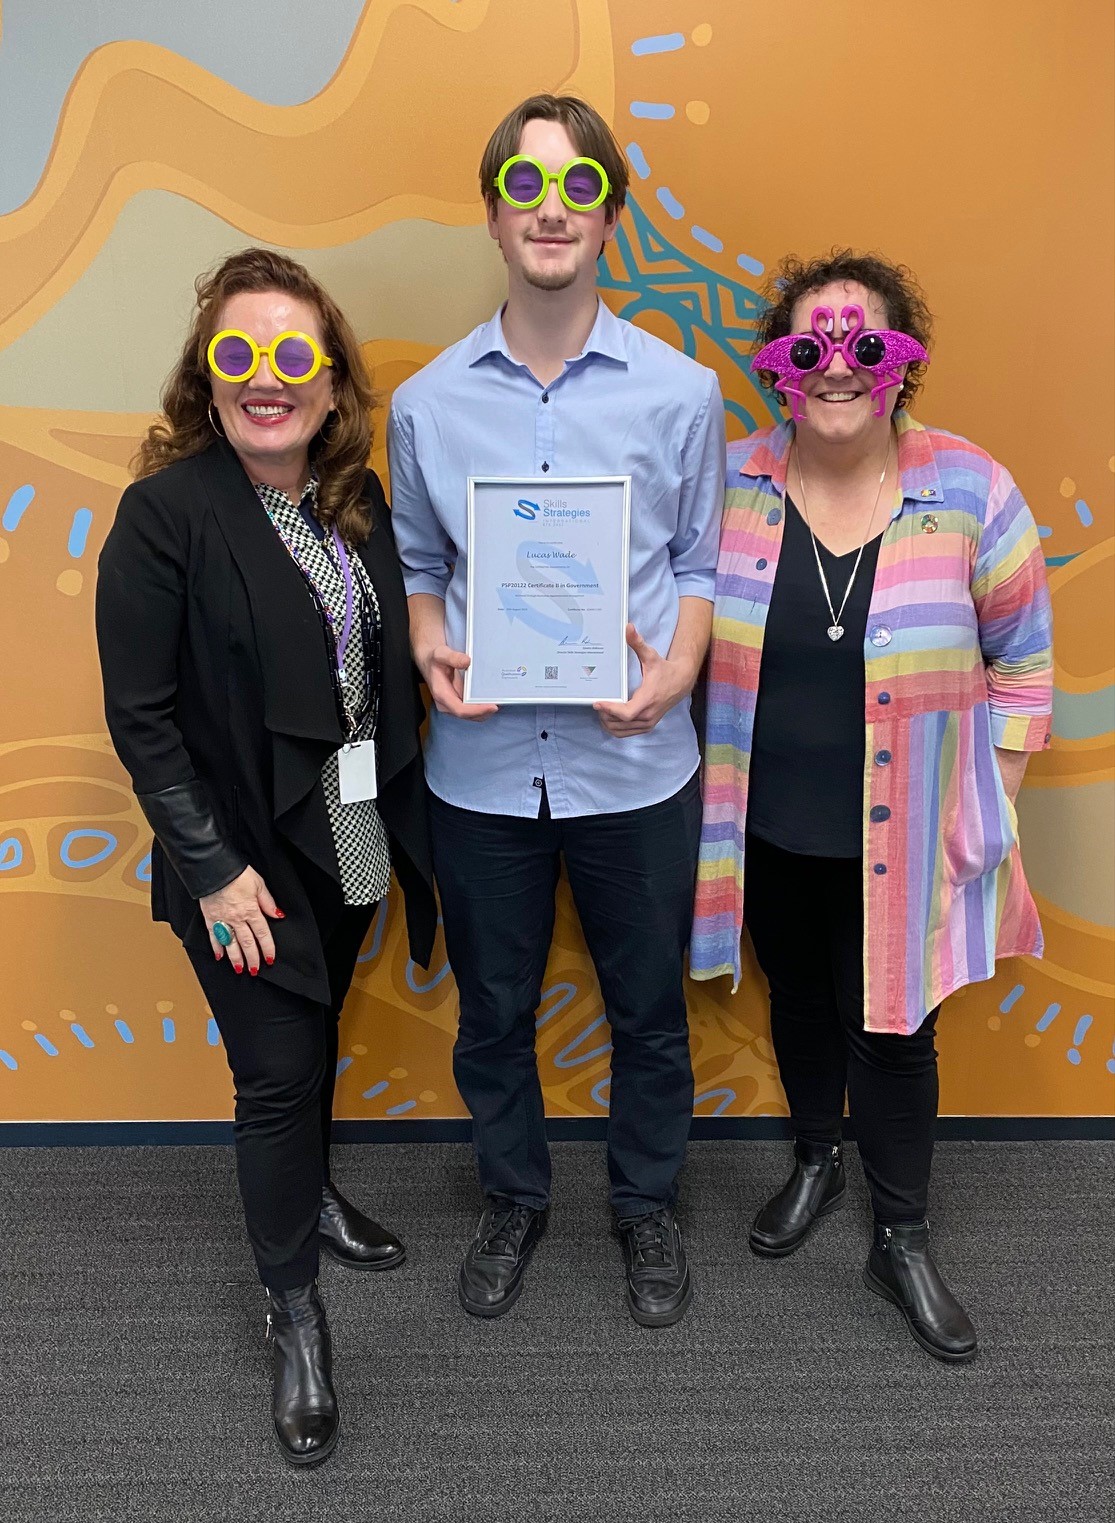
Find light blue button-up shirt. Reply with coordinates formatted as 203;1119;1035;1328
387;301;725;818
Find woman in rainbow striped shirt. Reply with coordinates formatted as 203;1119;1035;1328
690;251;1052;1363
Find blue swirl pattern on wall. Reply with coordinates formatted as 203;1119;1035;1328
599;198;781;435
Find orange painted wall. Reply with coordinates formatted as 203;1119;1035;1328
0;0;1111;1123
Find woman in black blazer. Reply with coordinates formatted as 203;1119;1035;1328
96;248;436;1467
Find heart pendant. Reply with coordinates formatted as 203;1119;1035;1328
827;625;844;641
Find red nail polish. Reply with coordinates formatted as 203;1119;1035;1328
213;951;221;962
249;967;258;977
233;964;242;975
265;955;275;965
274;909;286;919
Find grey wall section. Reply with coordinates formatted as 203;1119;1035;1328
0;0;368;213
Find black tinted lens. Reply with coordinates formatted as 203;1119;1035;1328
789;337;822;371
854;333;886;366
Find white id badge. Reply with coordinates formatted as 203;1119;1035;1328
337;741;378;804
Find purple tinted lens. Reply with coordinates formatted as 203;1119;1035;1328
274;336;315;378
503;162;544;203
563;163;604;205
213;335;254;376
853;332;886;367
789;337;822;371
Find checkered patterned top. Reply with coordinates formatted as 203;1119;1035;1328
254;477;391;907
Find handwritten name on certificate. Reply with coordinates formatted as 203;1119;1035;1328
464;476;631;704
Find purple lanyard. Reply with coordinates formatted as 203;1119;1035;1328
329;526;355;680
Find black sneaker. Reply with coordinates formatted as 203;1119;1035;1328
617;1206;692;1327
457;1198;547;1318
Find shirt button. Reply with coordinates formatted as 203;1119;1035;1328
875;749;892;765
540;730;548;740
870;805;891;823
870;626;892;647
766;507;782;525
541;462;550;473
542;393;549;403
877;692;891;705
873;863;888;875
756;558;768;570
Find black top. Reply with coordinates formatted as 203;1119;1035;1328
95;438;437;1000
747;495;884;858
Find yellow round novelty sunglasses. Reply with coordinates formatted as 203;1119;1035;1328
207;329;334;385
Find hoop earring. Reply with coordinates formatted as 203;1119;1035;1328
207;401;226;438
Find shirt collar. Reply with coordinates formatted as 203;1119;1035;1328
467;299;629;370
254;472;319;511
740;411;943;510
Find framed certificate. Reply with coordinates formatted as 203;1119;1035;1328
464;476;631;704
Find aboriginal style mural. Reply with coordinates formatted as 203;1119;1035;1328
1;0;1112;1123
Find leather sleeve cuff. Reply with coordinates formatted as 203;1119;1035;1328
137;780;249;900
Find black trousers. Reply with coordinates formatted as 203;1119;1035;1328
431;774;701;1218
188;905;374;1289
743;834;939;1224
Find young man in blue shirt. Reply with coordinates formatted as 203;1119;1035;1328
388;94;725;1326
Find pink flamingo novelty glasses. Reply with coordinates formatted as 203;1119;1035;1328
753;304;929;421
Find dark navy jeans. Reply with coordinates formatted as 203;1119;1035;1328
431;773;701;1217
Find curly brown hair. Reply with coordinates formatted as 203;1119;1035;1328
134;248;376;543
754;250;934;413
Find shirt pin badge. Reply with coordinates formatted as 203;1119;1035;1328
920;487;934;497
920;513;939;534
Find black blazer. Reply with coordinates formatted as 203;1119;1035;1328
96;437;437;1003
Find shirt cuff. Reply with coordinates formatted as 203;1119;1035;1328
991;710;1053;752
402;571;450;599
673;569;717;601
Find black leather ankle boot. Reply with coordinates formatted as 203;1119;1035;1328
863;1220;977;1362
749;1139;846;1257
266;1282;339;1465
319;1181;406;1271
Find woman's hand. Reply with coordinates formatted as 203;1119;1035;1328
994;746;1030;804
200;866;284;975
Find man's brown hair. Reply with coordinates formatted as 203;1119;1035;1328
479;94;629;216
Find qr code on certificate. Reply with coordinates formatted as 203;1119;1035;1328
545;666;558;680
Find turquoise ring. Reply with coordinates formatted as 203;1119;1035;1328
213;920;234;947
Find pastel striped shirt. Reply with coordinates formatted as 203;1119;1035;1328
691;413;1053;1034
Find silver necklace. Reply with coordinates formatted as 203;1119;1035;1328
794;441;892;641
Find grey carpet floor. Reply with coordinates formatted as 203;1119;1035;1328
0;1141;1111;1523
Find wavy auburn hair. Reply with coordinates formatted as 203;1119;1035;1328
135;248;376;543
